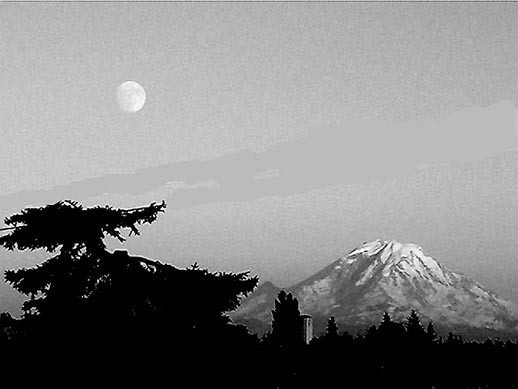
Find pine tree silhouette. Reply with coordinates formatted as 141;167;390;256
0;200;166;319
376;311;405;343
426;321;437;343
378;312;392;337
270;290;303;348
324;316;339;339
405;309;426;339
363;324;378;342
446;331;463;345
403;310;429;389
0;200;260;387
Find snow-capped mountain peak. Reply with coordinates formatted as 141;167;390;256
345;239;449;285
233;239;518;334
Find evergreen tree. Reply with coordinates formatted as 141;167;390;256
0;200;258;338
378;312;392;335
0;200;260;385
325;316;339;339
363;324;378;343
405;310;426;339
426;321;437;343
381;311;391;325
0;200;166;320
446;332;463;345
270;290;302;348
377;311;405;341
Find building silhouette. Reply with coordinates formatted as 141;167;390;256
300;314;313;344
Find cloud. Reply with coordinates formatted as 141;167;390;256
0;101;516;213
253;170;281;180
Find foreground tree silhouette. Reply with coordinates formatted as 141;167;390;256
0;200;166;321
0;200;259;386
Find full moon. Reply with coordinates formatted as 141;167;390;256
117;81;146;113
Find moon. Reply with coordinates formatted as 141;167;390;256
117;81;146;113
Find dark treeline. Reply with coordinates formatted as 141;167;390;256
265;302;518;389
0;201;516;388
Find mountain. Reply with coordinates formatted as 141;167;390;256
232;239;518;336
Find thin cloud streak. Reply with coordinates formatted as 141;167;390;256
0;101;516;213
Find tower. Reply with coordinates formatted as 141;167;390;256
300;314;313;344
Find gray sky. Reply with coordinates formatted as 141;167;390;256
1;2;518;314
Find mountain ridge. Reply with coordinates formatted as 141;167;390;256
232;239;518;335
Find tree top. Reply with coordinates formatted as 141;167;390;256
0;200;166;253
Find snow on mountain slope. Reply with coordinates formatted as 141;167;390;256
232;239;518;332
